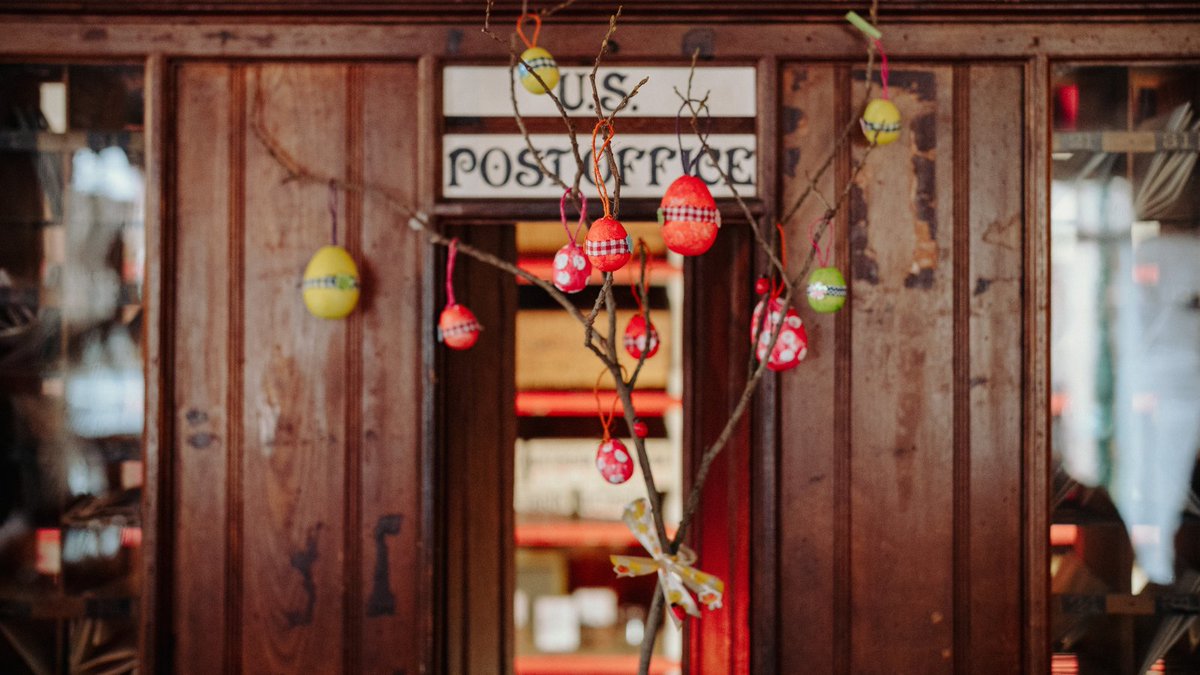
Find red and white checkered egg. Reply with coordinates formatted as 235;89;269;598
595;438;634;484
750;297;808;371
659;175;720;256
438;303;482;351
552;242;591;293
585;216;632;272
623;314;660;359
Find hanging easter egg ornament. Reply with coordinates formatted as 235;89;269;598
553;190;592;293
805;217;848;313
437;239;482;351
585;120;632;272
593;372;634;485
623;240;660;360
849;12;900;147
516;14;560;95
751;294;809;372
303;182;361;319
658;100;721;256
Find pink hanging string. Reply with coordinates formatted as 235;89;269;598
328;180;339;245
807;216;832;269
874;38;890;100
559;189;588;245
445;238;459;307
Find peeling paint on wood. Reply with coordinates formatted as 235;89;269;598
285;523;323;629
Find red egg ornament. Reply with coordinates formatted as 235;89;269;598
632;418;649;439
553;242;591;293
750;297;808;371
439;304;482;351
596;438;635;484
658;175;721;256
585;216;632;272
623;314;660;359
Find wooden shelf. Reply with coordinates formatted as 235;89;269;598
516;519;677;548
0;130;144;154
515;654;680;674
1052;130;1200;154
517;390;680;418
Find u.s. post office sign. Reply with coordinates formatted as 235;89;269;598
442;66;757;199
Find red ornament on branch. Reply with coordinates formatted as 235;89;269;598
553;190;592;293
585;119;631;272
438;239;482;351
593;371;633;484
658;175;720;256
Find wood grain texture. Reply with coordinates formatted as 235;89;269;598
965;63;1024;674
172;61;231;675
357;62;425;675
776;61;840;675
848;64;955;674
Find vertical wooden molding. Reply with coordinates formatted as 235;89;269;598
951;63;973;674
832;62;852;675
1023;54;1052;675
417;54;441;675
225;63;247;675
140;52;170;675
751;53;780;675
343;62;366;675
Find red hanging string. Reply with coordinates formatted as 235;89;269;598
445;238;459;307
593;369;621;441
559;189;588;245
627;239;650;313
771;222;788;300
807;216;832;269
591;119;616;218
874;38;890;100
328;180;339;245
516;13;541;49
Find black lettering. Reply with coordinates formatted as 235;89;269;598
515;148;545;188
544;148;568;182
617;147;645;187
648;146;677;186
693;147;722;186
480;147;513;187
447;147;477;187
726;147;755;186
557;72;589;113
601;72;629;112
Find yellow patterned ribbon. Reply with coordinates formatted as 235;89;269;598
610;498;725;628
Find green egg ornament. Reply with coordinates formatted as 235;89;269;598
806;267;848;313
860;98;901;146
518;46;560;95
302;245;360;319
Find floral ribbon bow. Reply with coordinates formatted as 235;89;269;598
610;498;725;627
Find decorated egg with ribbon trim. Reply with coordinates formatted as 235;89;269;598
861;98;901;146
438;304;482;351
302;245;360;319
623;314;660;359
518;47;560;95
596;438;635;484
807;266;848;313
553;242;591;293
658;175;721;256
585;216;632;272
751;297;808;372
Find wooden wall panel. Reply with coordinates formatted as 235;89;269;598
171;60;426;675
172;61;232;675
964;64;1024;674
357;62;426;675
777;61;841;675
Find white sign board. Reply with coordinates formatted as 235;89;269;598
443;66;757;118
444;133;756;199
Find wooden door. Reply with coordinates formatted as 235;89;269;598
168;61;430;674
765;61;1026;673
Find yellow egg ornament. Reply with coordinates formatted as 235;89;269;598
302;245;360;319
515;14;559;95
861;98;901;146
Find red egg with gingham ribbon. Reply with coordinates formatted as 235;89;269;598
438;239;482;351
586;216;632;272
623;314;660;359
595;438;635;484
658;175;721;256
750;297;807;372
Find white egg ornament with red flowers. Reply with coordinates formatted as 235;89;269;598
750;297;808;372
595;438;634;484
552;241;591;294
623;314;660;360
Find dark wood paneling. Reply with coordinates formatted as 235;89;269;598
965;63;1024;674
171;60;427;675
776;61;841;675
172;61;232;675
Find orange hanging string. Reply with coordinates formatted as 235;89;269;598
627;239;650;314
591;119;616;218
515;13;541;49
593;369;621;441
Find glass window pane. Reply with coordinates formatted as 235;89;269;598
1050;64;1200;674
0;63;145;674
